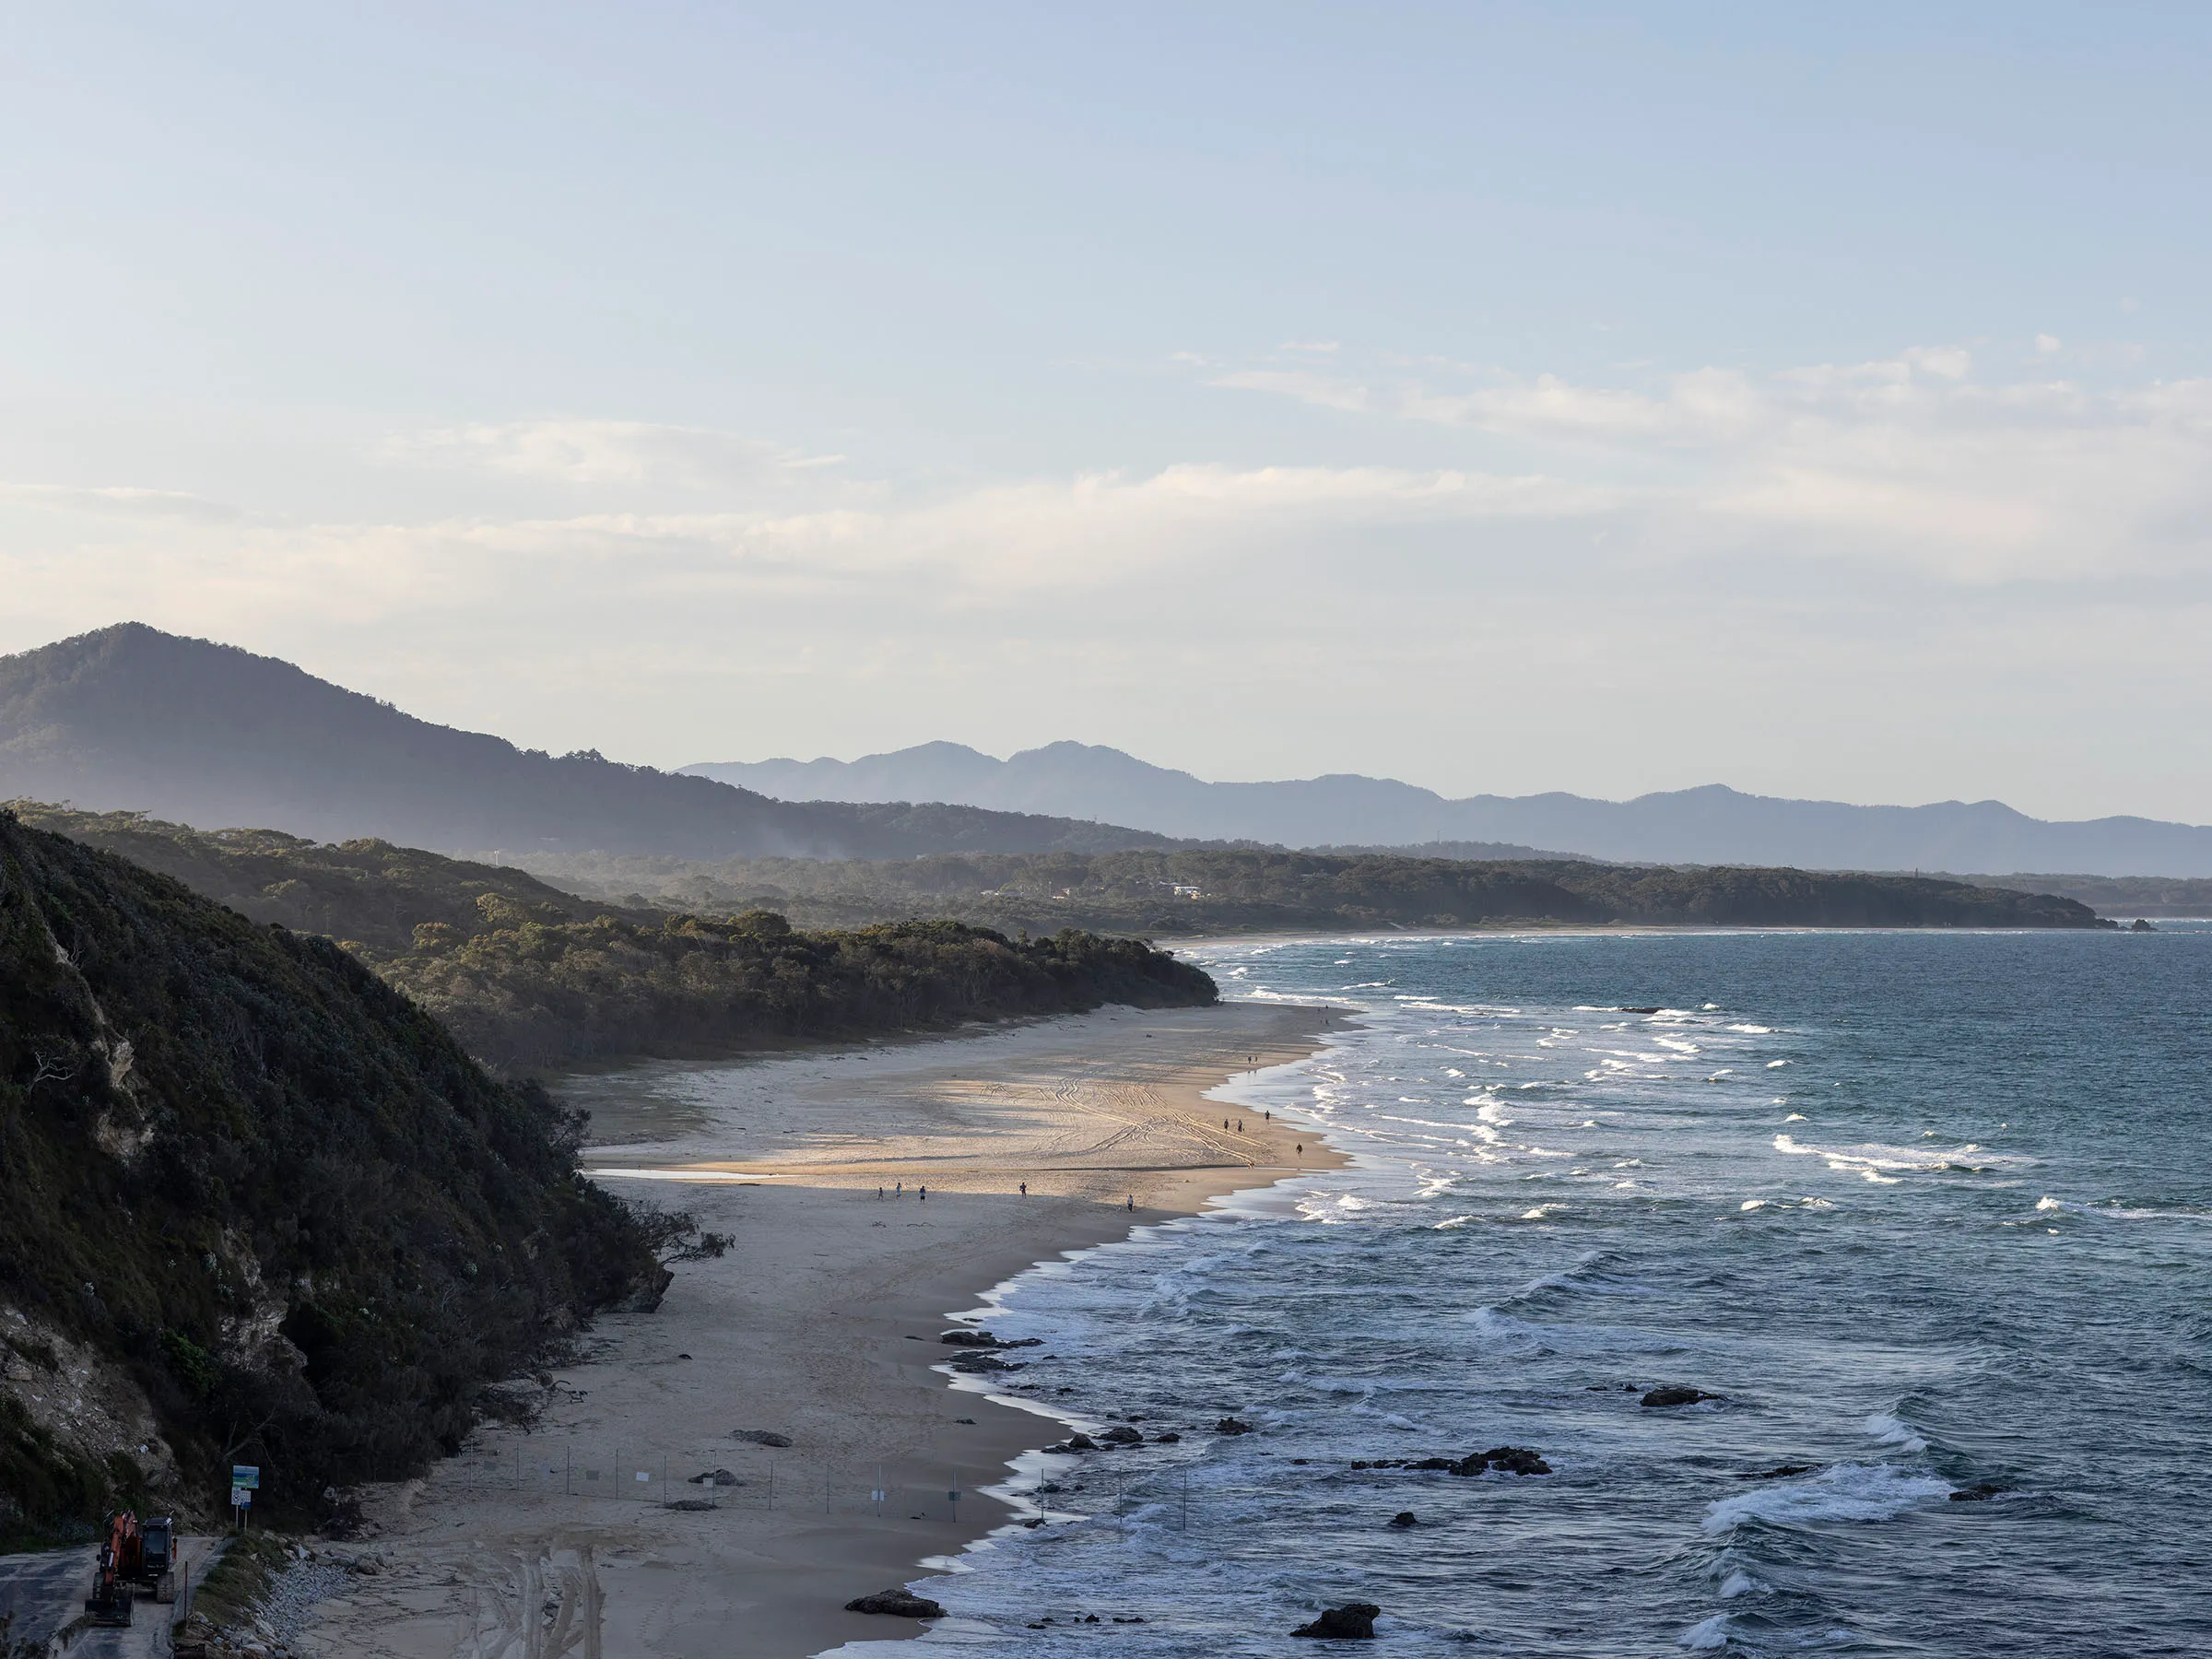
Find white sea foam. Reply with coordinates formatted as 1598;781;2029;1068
1702;1464;1951;1534
1679;1614;1731;1649
1865;1413;1927;1453
2035;1194;2205;1221
1717;1571;1761;1598
1774;1135;2034;1178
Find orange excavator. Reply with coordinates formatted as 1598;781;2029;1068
84;1512;177;1626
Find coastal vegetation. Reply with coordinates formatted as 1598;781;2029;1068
1961;872;2212;918
0;810;660;1536
9;806;1221;1073
524;847;2115;935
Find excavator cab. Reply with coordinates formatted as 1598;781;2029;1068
140;1514;178;1602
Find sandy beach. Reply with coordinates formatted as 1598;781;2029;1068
296;1000;1337;1659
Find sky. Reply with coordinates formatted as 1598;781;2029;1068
4;3;2210;822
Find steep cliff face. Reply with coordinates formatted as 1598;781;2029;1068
0;811;654;1537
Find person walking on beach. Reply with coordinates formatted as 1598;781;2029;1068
1126;1194;1135;1211
1019;1182;1028;1195
919;1185;928;1201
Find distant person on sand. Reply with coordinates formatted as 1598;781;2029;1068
919;1185;927;1201
1126;1194;1135;1211
1019;1181;1028;1195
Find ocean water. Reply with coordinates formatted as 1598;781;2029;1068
904;926;2212;1656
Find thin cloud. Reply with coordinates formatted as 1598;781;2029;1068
384;419;841;487
0;482;243;523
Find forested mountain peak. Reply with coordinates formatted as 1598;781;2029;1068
0;626;1172;861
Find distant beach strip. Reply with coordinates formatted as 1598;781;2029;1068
581;1165;794;1182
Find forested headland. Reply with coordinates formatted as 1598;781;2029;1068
0;811;662;1540
11;806;1221;1072
524;846;2115;935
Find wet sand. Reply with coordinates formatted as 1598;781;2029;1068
297;1001;1337;1659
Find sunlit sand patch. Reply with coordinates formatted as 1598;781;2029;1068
582;1166;794;1182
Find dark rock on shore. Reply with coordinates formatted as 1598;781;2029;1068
1153;1431;1182;1443
1641;1386;1720;1408
1042;1433;1099;1454
1358;1448;1551;1476
665;1498;718;1512
846;1590;947;1618
1099;1426;1145;1445
1217;1417;1254;1434
1292;1603;1381;1639
950;1352;1024;1372
734;1429;794;1446
1473;1446;1552;1476
688;1468;740;1486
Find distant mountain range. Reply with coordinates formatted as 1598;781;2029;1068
688;741;2212;877
0;626;1174;859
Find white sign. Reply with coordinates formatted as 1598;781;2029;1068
230;1487;253;1508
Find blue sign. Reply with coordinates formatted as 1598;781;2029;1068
231;1465;260;1489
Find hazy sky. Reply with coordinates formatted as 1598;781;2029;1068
5;4;2210;821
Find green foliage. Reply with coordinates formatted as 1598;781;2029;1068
7;804;614;951
365;913;1218;1072
183;1530;292;1635
0;1392;109;1547
524;848;2113;936
0;812;656;1528
1963;872;2212;918
10;805;1220;1073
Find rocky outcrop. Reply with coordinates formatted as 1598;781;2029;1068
1292;1603;1380;1639
1350;1446;1551;1476
845;1589;946;1618
1640;1386;1720;1408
